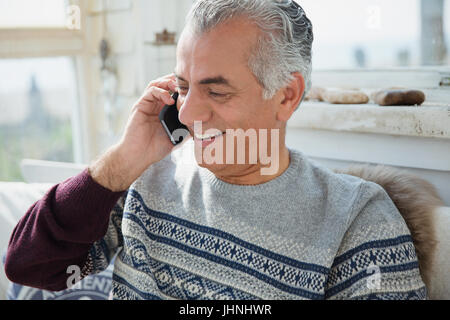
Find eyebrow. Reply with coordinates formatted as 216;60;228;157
174;72;237;90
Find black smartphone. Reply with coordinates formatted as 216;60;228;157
158;92;189;145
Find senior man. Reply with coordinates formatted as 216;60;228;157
5;0;426;300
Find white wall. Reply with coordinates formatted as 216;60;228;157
82;0;194;158
139;0;194;85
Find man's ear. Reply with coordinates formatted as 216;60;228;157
276;72;305;122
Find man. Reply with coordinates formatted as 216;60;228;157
5;0;426;299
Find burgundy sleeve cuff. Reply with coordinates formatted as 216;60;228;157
51;168;127;243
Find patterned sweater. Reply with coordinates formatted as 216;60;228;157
5;140;426;299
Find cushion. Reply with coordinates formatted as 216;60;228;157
0;182;53;300
6;265;114;300
428;206;450;299
2;250;114;300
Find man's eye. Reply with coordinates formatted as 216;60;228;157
209;91;227;97
177;87;189;94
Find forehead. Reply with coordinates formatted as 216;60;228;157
175;18;260;82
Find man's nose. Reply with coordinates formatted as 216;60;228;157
178;90;212;128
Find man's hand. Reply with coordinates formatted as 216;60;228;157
89;74;188;192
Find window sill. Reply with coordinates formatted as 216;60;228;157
288;101;450;140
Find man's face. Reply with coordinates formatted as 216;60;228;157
174;17;285;175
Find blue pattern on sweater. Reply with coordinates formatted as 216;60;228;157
123;190;328;299
87;187;426;300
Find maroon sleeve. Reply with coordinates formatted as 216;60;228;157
3;168;126;292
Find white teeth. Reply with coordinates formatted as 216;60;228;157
195;132;223;140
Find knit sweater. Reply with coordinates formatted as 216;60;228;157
5;140;427;300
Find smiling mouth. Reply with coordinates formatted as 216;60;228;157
193;131;226;141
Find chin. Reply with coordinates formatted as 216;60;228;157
194;156;228;172
194;156;257;181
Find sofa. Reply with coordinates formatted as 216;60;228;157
1;160;449;300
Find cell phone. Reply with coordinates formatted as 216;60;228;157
158;92;189;145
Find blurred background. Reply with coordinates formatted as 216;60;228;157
0;0;449;182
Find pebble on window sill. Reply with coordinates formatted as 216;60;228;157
305;86;427;107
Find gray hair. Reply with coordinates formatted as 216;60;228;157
185;0;313;105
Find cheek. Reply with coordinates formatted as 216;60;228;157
239;103;277;129
212;97;276;129
216;108;252;129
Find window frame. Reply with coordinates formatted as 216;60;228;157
0;0;91;164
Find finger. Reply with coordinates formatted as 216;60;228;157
145;79;177;93
141;86;175;106
146;74;176;90
168;80;177;92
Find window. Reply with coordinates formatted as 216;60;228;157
0;0;68;28
0;0;85;182
0;57;78;181
300;0;450;69
295;0;449;108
